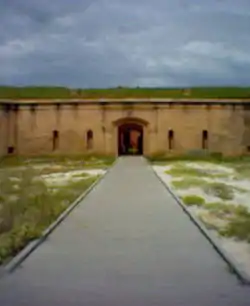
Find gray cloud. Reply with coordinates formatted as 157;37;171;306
0;0;250;87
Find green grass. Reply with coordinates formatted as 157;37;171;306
204;202;234;215
0;165;101;264
195;201;250;242
171;177;208;189
149;153;250;164
181;195;205;207
165;164;229;178
39;167;81;175
198;215;222;231
229;163;250;179
72;172;90;178
204;182;234;200
0;154;115;169
203;202;247;218
1;86;250;99
219;207;250;242
170;175;244;200
166;166;208;177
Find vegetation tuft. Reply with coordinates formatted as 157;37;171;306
203;202;235;218
165;164;229;178
181;195;205;207
219;207;250;242
171;177;208;189
166;166;208;177
204;182;234;200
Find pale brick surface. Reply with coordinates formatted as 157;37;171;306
0;100;250;156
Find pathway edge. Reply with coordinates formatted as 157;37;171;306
149;160;250;286
3;158;119;275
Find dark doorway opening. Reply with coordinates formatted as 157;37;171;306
7;146;15;154
52;130;59;151
202;130;208;150
118;123;143;155
168;129;174;150
86;130;93;150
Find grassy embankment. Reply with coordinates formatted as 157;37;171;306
1;86;250;99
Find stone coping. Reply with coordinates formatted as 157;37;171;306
1;98;250;105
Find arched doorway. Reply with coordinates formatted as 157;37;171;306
118;122;143;155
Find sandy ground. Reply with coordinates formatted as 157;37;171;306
1;162;107;187
41;169;106;186
153;162;250;277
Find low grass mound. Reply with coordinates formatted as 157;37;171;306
196;202;250;241
203;202;235;218
198;214;223;231
204;182;234;200
203;202;247;218
230;163;250;179
181;195;205;207
72;172;90;178
171;177;208;189
165;166;209;177
220;207;250;242
164;160;233;179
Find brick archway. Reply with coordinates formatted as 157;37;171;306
118;123;143;155
113;118;148;156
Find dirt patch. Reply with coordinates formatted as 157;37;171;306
41;169;106;186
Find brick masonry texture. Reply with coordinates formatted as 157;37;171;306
0;99;250;157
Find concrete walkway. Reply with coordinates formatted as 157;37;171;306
0;157;249;306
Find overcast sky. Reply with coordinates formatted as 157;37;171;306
1;0;250;88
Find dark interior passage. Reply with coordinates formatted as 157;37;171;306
118;123;143;155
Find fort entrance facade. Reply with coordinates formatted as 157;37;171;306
1;98;250;157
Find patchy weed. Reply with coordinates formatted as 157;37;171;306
204;182;234;200
171;177;208;189
0;165;100;264
181;195;205;207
